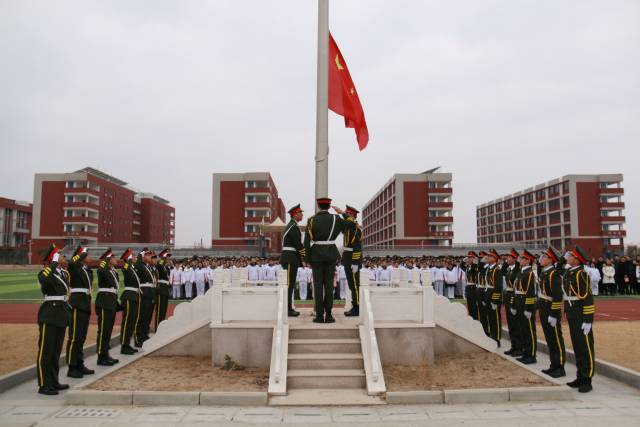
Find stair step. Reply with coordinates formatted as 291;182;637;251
290;327;359;340
288;353;364;370
287;369;366;389
288;338;361;354
269;389;386;406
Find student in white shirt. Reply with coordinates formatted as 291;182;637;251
247;258;261;285
444;263;458;299
194;264;207;297
182;263;194;299
304;265;314;300
169;263;183;300
337;263;347;299
297;265;307;300
376;261;392;286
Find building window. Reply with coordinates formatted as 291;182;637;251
562;181;569;194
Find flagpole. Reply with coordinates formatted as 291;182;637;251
315;0;329;210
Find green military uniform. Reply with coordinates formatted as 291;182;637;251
36;245;70;395
304;199;356;323
280;204;306;316
135;250;156;346
464;252;478;320
155;250;172;329
514;250;537;363
119;248;140;353
563;246;595;393
65;246;94;378
342;205;362;317
503;250;522;357
538;247;566;378
475;252;489;336
95;248;120;365
484;250;504;346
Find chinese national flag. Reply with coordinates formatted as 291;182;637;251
328;33;369;151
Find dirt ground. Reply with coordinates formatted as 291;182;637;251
535;320;640;372
0;323;118;376
87;356;269;391
385;352;552;391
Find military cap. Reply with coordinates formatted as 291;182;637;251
569;246;588;265
120;248;133;261
288;204;303;215
506;248;519;259
99;248;113;260
42;244;60;264
541;246;560;264
520;249;536;263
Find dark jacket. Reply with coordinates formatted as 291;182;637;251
95;260;119;311
37;261;71;327
539;265;564;320
280;219;305;266
341;220;362;266
156;260;171;297
121;260;141;302
563;266;595;323
67;252;92;313
304;211;356;263
135;259;157;299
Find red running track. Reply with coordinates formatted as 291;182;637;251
0;299;637;324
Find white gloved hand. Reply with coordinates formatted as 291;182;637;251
351;265;359;273
524;311;532;320
510;308;517;316
52;252;60;262
548;316;557;327
581;322;592;335
490;303;497;311
481;301;486;306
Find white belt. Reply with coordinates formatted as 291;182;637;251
466;283;476;286
538;293;552;301
342;247;353;252
70;288;90;294
158;280;169;284
139;283;155;288
44;295;67;302
123;287;139;292
98;288;118;294
515;291;525;295
564;296;579;301
505;287;514;291
485;285;494;289
282;246;296;251
313;241;334;245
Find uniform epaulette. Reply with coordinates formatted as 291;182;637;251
100;261;106;268
72;255;80;262
42;267;51;277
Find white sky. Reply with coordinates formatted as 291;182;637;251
1;0;638;246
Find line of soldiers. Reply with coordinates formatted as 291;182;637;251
280;198;361;322
464;245;595;393
35;244;172;395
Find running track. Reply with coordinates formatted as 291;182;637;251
0;300;637;324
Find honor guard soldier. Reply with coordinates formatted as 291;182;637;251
475;251;489;335
280;204;305;317
484;249;504;346
304;198;356;323
95;248;120;366
503;249;522;357
119;248;140;354
65;245;95;379
563;246;595;393
155;249;172;328
514;249;537;364
36;244;70;395
464;252;479;320
342;205;362;317
135;248;156;347
538;247;566;378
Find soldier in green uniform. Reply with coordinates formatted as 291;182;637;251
280;204;305;317
119;248;140;354
35;244;70;395
65;245;95;379
563;246;595;393
95;248;120;366
484;249;503;346
476;251;489;336
155;249;172;328
514;249;537;364
304;198;356;323
464;251;478;320
342;205;362;317
135;248;156;347
503;249;522;357
538;247;566;378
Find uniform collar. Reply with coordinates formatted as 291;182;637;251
543;265;554;272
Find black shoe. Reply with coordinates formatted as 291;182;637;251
324;315;336;323
288;309;300;317
541;367;552;375
38;386;58;396
97;356;115;366
510;350;523;358
121;345;136;355
578;383;593;393
566;378;581;388
107;356;119;364
345;307;359;317
548;368;566;378
79;365;95;375
53;383;69;390
67;367;84;379
517;356;537;364
504;349;515;356
312;317;324;323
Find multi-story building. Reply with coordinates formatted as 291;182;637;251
211;172;286;252
476;174;625;257
31;167;175;263
0;197;32;248
362;168;454;248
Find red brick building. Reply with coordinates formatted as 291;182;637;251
0;197;32;248
31;167;175;263
362;168;454;248
476;174;626;257
211;172;286;252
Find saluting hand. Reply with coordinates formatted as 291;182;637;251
332;206;344;214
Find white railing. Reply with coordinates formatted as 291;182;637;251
272;273;288;385
361;287;383;384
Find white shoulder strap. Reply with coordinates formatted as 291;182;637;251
327;214;337;241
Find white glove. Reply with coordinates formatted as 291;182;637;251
510;308;516;316
490;303;497;311
481;301;486;306
548;316;557;327
52;252;60;262
351;265;358;273
581;322;592;335
524;311;532;320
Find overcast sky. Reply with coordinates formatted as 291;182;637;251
1;0;638;246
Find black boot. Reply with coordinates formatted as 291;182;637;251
67;366;84;379
79;364;95;375
548;367;566;378
121;345;136;355
53;382;69;390
38;386;59;396
345;306;359;317
566;378;581;388
312;316;324;323
288;309;300;317
97;355;115;366
504;348;515;356
578;379;593;393
324;315;336;323
107;355;119;364
517;356;537;365
510;350;523;358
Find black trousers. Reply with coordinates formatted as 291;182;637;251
518;306;537;358
465;285;478;320
312;262;336;317
504;292;520;351
96;307;116;356
37;322;66;388
281;263;299;311
344;261;360;308
66;307;90;368
306;283;313;300
539;301;565;369
136;296;155;346
120;297;139;347
477;289;489;336
566;302;595;382
487;299;502;345
154;292;169;331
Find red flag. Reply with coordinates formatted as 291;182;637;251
328;33;369;151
